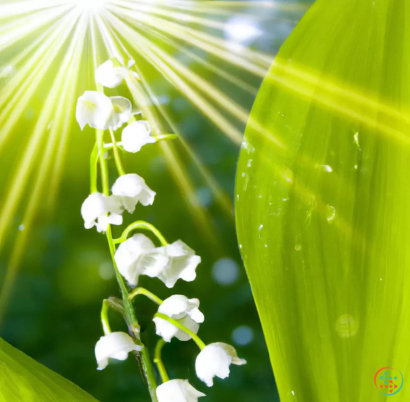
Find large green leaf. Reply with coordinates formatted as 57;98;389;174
0;337;99;401
236;0;410;401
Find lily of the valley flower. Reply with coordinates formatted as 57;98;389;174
156;380;205;402
122;120;156;153
153;295;204;342
76;91;114;130
158;240;201;288
111;96;132;130
112;173;156;214
96;59;137;88
81;193;123;232
114;235;201;287
195;343;246;387
76;91;132;131
115;234;168;285
95;332;143;370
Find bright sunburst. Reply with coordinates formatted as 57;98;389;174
0;0;308;318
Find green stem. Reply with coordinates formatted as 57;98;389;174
97;129;158;402
154;339;170;383
129;287;163;305
114;220;168;246
90;142;99;193
109;128;126;176
154;313;206;350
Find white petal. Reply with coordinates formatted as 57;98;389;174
112;174;156;213
158;295;190;319
175;315;199;342
195;343;246;387
114;234;156;285
112;174;144;198
111;96;132;130
122;121;156;153
153;316;179;342
95;60;124;88
76;91;114;130
156;380;205;402
140;250;169;277
81;193;107;228
138;184;156;206
157;241;201;288
95;332;142;370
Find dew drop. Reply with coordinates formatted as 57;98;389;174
354;132;361;149
295;244;302;251
258;224;263;231
336;314;359;338
247;159;253;167
326;205;336;222
316;164;333;172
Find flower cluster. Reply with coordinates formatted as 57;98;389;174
77;58;246;402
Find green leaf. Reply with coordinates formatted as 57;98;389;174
236;0;409;400
0;337;99;401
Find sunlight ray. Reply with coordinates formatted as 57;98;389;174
0;13;87;253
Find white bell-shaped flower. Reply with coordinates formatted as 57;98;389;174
195;343;246;387
153;295;205;342
122;121;156;153
114;234;168;285
96;58;136;88
96;59;125;88
95;332;143;370
158;241;201;288
76;91;114;130
156;380;205;402
81;193;123;232
111;96;132;130
112;174;156;214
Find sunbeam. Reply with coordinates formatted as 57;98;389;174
0;0;306;319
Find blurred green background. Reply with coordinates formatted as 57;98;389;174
0;1;311;401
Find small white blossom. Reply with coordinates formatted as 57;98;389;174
153;295;204;342
96;59;125;88
114;234;168;286
96;59;137;88
76;91;114;130
156;380;205;402
195;343;246;387
95;332;142;370
112;174;156;214
158;240;201;288
81;193;123;232
111;96;132;130
122;121;156;153
114;235;200;288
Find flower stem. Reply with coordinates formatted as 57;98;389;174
114;220;168;246
154;313;206;350
90;142;99;193
109;128;126;176
154;339;170;383
97;129;158;402
129;287;163;305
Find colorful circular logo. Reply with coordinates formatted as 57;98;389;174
374;367;403;396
